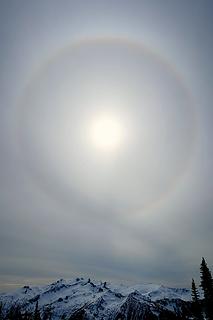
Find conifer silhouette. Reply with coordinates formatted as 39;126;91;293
191;278;203;320
200;257;213;320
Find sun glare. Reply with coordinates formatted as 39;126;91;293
89;114;124;152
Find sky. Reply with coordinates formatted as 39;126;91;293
0;0;213;292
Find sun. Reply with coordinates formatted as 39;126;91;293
88;113;124;152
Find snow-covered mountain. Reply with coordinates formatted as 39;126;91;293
0;277;193;319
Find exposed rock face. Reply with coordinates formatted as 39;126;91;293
114;292;157;320
112;291;192;320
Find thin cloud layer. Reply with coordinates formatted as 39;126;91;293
0;0;213;291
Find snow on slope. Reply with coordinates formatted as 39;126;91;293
0;278;192;319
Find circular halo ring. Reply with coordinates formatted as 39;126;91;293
15;36;198;216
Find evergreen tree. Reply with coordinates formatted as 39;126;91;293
6;305;15;320
0;302;4;320
33;301;41;320
23;311;33;320
191;278;203;320
42;305;52;320
0;303;3;320
7;304;22;320
200;257;213;320
192;278;200;302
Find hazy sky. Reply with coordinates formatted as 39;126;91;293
0;0;213;292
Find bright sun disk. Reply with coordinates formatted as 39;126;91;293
89;114;124;152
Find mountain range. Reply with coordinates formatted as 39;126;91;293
0;277;193;319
